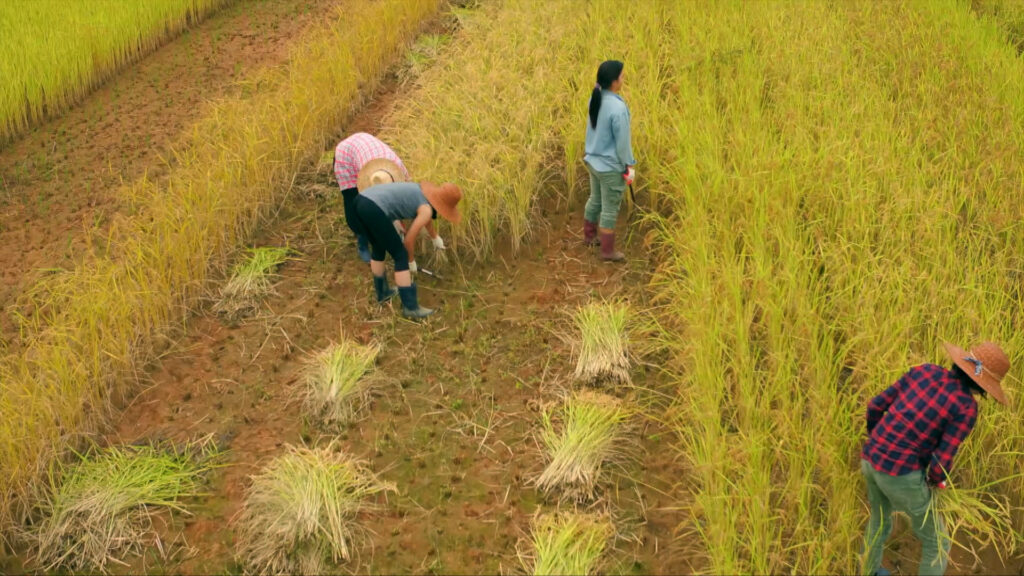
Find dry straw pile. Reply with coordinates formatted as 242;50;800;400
236;444;393;575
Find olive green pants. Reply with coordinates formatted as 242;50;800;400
861;459;949;576
584;165;626;230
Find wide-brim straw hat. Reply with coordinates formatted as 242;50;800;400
943;341;1010;405
421;182;462;224
357;158;405;192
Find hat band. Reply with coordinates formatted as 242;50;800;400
964;356;984;377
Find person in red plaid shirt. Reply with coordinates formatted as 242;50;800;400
333;133;411;262
861;341;1010;576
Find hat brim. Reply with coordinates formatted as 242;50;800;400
422;184;462;224
944;342;1009;405
357;159;405;192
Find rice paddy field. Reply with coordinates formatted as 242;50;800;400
2;0;1024;574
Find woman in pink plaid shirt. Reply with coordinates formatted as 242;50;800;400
333;133;411;262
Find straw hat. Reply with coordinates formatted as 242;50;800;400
421;182;462;224
943;341;1011;405
357;158;405;192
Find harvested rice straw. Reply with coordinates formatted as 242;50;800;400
29;439;218;572
214;246;291;320
302;340;381;429
236;444;394;575
522;511;613;576
536;390;630;501
573;302;630;387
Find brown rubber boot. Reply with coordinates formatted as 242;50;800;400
599;231;625;262
583;220;599;246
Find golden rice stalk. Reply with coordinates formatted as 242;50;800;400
536;391;630;501
573;302;631;387
213;246;290;321
521;511;613;576
302;340;381;429
235;444;394;575
929;476;1022;571
27;439;218;573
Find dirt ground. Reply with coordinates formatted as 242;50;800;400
0;0;343;349
83;141;695;573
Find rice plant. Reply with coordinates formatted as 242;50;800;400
302;340;381;429
573;302;630;387
521;512;612;576
27;439;218;573
0;0;232;145
536;391;630;501
214;246;291;320
235;444;394;575
929;475;1024;569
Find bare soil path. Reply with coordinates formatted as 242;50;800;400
90;158;695;573
0;0;342;345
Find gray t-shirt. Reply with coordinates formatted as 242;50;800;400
362;182;430;221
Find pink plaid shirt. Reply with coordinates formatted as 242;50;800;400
333;133;410;191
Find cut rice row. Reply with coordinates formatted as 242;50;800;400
522;301;636;574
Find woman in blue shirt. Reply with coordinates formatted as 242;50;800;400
583;60;635;262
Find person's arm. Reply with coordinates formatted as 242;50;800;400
928;401;978;485
866;375;903;434
404;204;433;263
611;108;636;169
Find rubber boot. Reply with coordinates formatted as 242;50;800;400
356;234;371;263
373;275;397;303
599;231;625;262
398;284;434;319
583;220;599;246
874;569;891;576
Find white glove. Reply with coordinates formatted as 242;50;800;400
623;166;636;185
432;236;445;250
408;260;418;273
394;221;406;240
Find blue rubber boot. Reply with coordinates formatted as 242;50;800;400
356;235;371;263
373;275;398;303
397;284;434;319
875;569;891;576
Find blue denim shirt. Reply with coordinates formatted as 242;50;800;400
584;90;636;174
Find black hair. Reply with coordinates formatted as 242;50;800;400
589;60;625;129
951;364;987;397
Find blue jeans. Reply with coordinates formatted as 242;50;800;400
861;460;948;576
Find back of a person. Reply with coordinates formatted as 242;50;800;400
584;92;628;167
361;181;426;221
334;133;407;188
864;363;974;471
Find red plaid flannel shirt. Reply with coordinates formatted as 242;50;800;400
333;133;410;190
862;363;977;484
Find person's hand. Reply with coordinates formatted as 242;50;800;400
623;166;636;185
432;236;445;250
409;260;418;273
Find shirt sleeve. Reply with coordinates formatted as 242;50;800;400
928;401;978;484
866;375;902;434
610;109;636;168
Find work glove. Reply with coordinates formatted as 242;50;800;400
408;260;418;273
934;480;947;490
394;220;406;240
432;236;446;250
623;166;636;186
